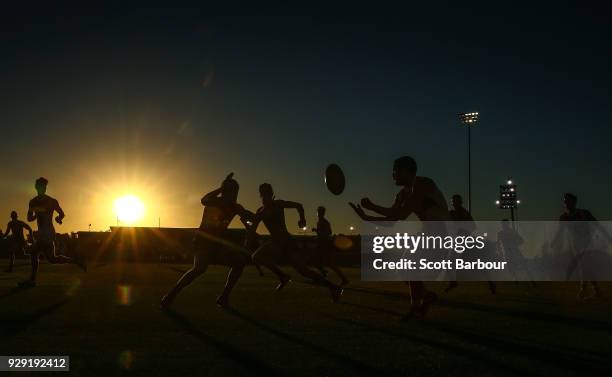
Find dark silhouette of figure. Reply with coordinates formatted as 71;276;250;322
552;193;612;299
2;211;33;272
243;227;264;276
349;156;448;319
161;173;253;309
449;195;475;232
20;177;85;287
496;219;534;283
250;183;343;302
445;194;496;295
312;206;349;285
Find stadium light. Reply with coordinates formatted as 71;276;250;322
458;111;479;214
496;177;520;227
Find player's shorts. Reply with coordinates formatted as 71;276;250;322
192;231;250;267
6;237;26;253
31;239;56;258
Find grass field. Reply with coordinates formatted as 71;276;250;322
1;261;612;376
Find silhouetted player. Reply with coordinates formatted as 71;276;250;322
250;183;343;302
20;177;85;287
161;173;252;309
445;194;496;294
312;206;349;285
497;219;533;282
2;211;33;272
553;193;612;299
349;156;448;319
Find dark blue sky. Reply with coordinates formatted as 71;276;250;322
1;2;611;231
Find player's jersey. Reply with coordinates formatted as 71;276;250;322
449;207;475;234
559;208;597;250
29;194;60;238
497;229;523;256
7;220;28;241
199;197;242;235
395;177;450;222
316;218;332;240
257;201;290;240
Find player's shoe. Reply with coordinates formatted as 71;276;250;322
275;275;291;291
330;286;343;303
160;294;174;310
216;295;230;308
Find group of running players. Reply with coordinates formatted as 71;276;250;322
1;156;607;319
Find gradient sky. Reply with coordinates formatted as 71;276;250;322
1;2;611;233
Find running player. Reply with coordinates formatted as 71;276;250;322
161;173;253;309
2;211;33;272
312;206;349;285
250;183;343;302
349;156;449;319
552;193;612;299
497;219;534;283
445;194;496;294
20;177;85;287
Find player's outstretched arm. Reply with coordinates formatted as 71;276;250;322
278;200;306;228
359;198;396;217
27;201;36;222
55;200;65;224
201;188;223;205
237;205;259;228
2;223;11;238
348;202;402;224
21;221;33;236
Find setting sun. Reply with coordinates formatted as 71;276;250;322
113;195;145;225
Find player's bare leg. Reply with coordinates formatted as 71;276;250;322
252;243;291;290
161;255;208;310
216;263;245;308
327;256;349;285
254;263;265;277
288;254;343;303
6;250;15;273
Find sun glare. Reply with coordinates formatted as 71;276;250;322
114;195;145;225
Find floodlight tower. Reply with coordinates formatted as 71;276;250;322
458;112;479;213
495;177;521;228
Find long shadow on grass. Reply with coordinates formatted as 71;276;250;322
225;308;391;377
1;298;71;337
330;315;545;377
343;300;612;365
341;301;405;317
163;309;279;377
436;297;612;332
0;285;35;301
342;285;408;300
422;320;612;375
168;267;188;274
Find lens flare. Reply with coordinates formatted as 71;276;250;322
334;235;353;250
117;285;133;306
119;350;133;369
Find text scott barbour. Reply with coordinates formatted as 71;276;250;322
370;233;507;271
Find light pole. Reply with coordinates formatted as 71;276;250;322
459;112;479;213
495;178;520;229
